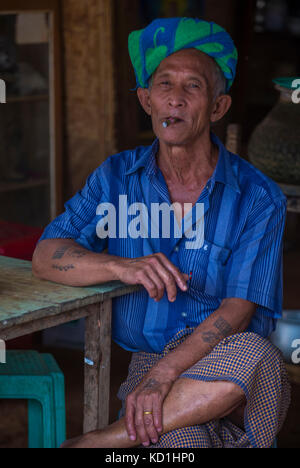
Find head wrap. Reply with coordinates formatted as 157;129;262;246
128;17;238;92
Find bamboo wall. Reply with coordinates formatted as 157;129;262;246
61;0;116;198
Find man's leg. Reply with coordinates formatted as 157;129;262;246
62;377;245;448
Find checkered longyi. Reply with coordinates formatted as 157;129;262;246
117;329;291;448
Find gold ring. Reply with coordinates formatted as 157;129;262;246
143;411;153;415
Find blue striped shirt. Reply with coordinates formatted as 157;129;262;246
40;133;287;353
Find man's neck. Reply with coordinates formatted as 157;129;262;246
157;133;219;188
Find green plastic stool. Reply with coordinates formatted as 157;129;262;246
0;351;66;448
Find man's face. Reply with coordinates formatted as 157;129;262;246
140;49;218;146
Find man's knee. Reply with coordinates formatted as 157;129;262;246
175;375;244;399
170;377;246;418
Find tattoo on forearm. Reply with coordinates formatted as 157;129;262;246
52;246;88;260
52;245;70;259
52;264;75;272
201;330;220;344
214;317;233;337
67;249;88;258
201;316;233;347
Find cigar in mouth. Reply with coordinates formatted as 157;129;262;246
162;117;182;128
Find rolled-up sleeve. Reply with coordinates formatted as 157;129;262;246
39;169;108;253
223;196;287;319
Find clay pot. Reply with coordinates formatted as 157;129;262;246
248;78;300;184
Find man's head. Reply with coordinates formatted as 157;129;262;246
137;48;232;146
129;18;237;147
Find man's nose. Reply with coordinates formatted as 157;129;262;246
167;87;186;108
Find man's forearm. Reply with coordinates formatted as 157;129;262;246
33;241;189;301
32;239;120;286
149;298;256;382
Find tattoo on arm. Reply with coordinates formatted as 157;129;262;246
201;330;220;344
52;246;88;260
214;317;233;337
67;249;88;258
52;245;70;259
201;316;233;347
52;264;75;272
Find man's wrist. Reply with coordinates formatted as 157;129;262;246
105;257;123;281
151;359;182;382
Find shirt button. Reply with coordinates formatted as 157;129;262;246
174;246;179;252
181;312;187;318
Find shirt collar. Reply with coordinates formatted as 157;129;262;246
210;132;241;193
125;133;241;194
125;139;159;177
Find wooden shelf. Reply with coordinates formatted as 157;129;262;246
6;94;49;104
0;178;49;193
0;0;63;223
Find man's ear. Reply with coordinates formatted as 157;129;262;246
210;94;232;123
137;87;152;116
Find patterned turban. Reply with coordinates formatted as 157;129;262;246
128;17;238;92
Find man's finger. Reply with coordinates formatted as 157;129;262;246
135;404;151;446
144;414;159;445
144;265;165;301
147;256;180;301
156;253;189;292
142;395;159;444
137;272;159;300
139;262;178;302
125;399;137;441
156;269;178;302
152;396;163;434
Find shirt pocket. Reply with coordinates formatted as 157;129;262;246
184;240;231;298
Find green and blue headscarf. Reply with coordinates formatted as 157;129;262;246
129;17;238;92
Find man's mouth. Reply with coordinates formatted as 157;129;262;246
162;116;184;127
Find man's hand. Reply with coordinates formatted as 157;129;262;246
125;370;175;446
110;252;189;302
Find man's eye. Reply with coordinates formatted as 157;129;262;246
189;83;200;88
160;81;170;86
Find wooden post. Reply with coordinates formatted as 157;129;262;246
83;299;112;433
61;0;116;197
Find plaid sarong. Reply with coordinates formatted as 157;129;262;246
117;329;291;448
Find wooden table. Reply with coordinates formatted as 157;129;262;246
0;256;139;433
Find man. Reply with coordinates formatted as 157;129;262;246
33;18;290;448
